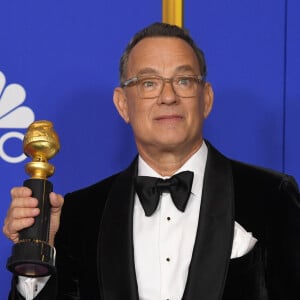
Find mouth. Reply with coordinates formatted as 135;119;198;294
154;114;184;127
155;114;183;121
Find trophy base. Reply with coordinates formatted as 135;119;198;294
7;240;56;277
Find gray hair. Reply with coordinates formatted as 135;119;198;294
119;22;207;84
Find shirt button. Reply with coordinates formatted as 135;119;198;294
167;217;171;221
166;257;170;262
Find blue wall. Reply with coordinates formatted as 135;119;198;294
1;0;299;297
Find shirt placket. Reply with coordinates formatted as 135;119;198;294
159;192;179;300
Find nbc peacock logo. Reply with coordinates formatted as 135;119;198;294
0;71;35;163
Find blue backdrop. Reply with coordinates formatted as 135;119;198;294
1;0;299;297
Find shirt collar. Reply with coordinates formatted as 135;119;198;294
138;141;208;196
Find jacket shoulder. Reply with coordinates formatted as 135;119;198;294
206;140;298;189
66;173;119;200
61;172;120;221
231;159;298;191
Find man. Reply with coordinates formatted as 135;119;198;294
3;22;300;300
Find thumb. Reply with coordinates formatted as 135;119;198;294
48;192;64;247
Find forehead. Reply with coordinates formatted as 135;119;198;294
126;37;200;76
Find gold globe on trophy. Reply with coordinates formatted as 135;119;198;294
7;120;60;277
24;120;60;179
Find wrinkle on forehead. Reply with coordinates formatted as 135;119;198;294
126;37;200;78
135;65;197;77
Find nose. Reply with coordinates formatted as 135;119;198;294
158;80;177;104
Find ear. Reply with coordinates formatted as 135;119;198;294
113;87;130;123
203;82;214;119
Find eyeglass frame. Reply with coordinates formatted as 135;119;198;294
121;74;204;99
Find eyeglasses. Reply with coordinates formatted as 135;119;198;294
121;74;203;99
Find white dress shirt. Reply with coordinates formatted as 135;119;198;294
133;143;207;300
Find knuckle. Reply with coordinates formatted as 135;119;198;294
10;186;21;197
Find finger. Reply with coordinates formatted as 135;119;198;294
2;225;19;244
4;217;35;235
8;206;40;220
4;206;39;237
10;186;32;198
3;216;35;242
9;197;39;210
49;192;64;211
5;233;19;244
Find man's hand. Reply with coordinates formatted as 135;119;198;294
2;186;64;247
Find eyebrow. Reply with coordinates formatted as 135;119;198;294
136;65;196;77
136;68;159;76
174;65;195;73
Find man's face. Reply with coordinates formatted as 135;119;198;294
114;37;213;157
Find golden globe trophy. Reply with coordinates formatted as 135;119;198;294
7;120;60;277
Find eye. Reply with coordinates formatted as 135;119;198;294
176;76;193;87
139;77;160;89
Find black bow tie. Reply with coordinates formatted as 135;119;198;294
135;171;194;217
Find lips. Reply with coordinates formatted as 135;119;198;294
154;114;183;121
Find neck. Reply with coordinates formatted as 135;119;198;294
138;140;203;177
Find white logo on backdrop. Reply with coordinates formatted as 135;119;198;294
0;71;35;163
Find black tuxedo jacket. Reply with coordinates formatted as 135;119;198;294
9;142;300;300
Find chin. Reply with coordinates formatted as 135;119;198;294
156;138;186;149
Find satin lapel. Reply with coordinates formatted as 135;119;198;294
97;158;139;300
183;143;235;300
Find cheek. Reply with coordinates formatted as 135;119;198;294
186;102;206;132
127;102;151;126
196;95;208;118
189;100;204;118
